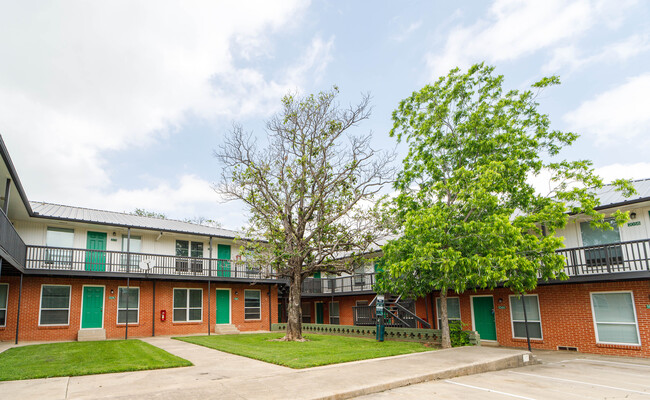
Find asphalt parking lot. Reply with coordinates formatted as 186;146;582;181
354;350;650;399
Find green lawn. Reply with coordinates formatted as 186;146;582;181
0;340;192;381
175;333;432;368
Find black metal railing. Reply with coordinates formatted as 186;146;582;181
302;272;376;295
25;245;274;280
557;238;650;276
0;210;26;267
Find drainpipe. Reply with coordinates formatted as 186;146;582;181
14;273;22;344
208;236;212;335
268;284;272;330
3;178;10;214
152;280;156;337
430;292;436;329
125;227;130;340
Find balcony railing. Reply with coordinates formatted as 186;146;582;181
302;272;376;295
557;238;650;276
0;210;26;267
25;245;274;280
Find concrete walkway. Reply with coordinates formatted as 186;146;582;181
0;337;533;400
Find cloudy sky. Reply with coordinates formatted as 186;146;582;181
1;0;649;229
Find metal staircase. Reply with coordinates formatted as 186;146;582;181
358;294;431;329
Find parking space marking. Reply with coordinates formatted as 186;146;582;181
511;371;650;396
444;380;537;399
563;359;650;369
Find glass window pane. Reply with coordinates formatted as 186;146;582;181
330;302;339;316
173;309;186;322
41;309;68;325
301;303;311;316
173;289;187;308
119;288;139;308
118;309;138;324
122;236;141;253
0;310;5;326
592;293;636;323
245;310;260;319
175;240;189;257
46;228;74;248
188;308;202;321
510;296;540;321
0;285;7;308
513;321;542;339
41;286;70;308
190;242;203;258
580;219;621;246
189;289;202;308
437;298;460;320
596;323;639;344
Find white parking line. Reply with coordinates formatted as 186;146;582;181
563;359;650;369
444;380;537;399
511;371;650;396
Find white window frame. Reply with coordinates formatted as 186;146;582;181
244;289;262;321
45;227;74;266
509;294;543;340
173;288;203;323
329;301;340;325
590;291;641;346
117;286;140;325
0;283;8;327
39;284;72;326
436;296;461;329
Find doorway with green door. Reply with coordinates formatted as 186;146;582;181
81;286;105;329
215;289;231;324
85;231;107;271
471;295;497;341
315;302;324;324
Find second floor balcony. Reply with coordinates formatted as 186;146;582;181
24;245;276;282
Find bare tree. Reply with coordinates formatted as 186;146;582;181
215;87;395;341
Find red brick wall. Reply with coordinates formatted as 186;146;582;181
0;276;278;342
446;280;650;358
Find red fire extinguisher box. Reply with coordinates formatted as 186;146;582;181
160;310;167;321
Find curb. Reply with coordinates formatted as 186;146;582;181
314;352;536;400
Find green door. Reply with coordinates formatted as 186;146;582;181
85;231;107;271
472;296;497;341
315;303;324;324
81;286;104;329
217;244;231;277
215;289;230;324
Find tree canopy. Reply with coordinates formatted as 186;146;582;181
378;63;633;347
215;87;394;340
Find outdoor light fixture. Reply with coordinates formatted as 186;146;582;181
113;231;116;236
110;289;114;294
630;212;637;220
498;298;503;303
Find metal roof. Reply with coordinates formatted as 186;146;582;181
593;178;650;210
30;201;242;239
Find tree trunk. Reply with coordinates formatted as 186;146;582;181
283;270;305;341
440;288;451;349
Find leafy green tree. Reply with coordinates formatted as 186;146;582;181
378;64;633;348
215;88;395;341
131;208;167;219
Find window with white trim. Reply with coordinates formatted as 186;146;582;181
329;302;340;325
40;285;71;325
117;287;139;324
244;290;261;320
591;292;640;345
45;227;74;265
509;295;542;339
0;284;7;327
121;236;142;269
436;297;461;328
173;288;202;322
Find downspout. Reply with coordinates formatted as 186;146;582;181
268;284;272;330
430;292;436;329
208;236;212;335
14;273;22;344
152;280;156;337
125;227;130;340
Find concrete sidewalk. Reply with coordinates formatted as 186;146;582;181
0;337;533;400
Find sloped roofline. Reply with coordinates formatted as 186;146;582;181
0;135;34;214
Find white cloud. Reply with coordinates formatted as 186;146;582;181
0;1;336;227
426;0;620;79
595;163;650;183
564;73;650;143
392;21;422;42
543;34;650;73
